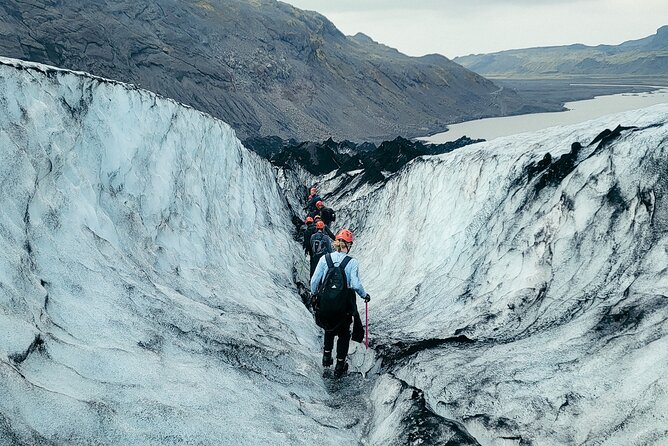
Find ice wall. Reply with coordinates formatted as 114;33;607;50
0;58;359;445
332;106;668;445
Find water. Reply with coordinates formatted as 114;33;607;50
419;87;668;144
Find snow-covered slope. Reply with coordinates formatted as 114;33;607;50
327;106;668;445
0;57;367;445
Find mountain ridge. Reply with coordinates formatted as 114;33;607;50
0;0;539;141
455;26;668;78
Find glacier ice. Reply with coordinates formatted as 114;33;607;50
325;105;668;445
0;57;366;445
1;54;667;446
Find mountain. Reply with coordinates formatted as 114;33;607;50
454;25;668;78
0;0;537;142
2;57;667;445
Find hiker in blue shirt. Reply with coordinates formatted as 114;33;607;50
310;228;370;378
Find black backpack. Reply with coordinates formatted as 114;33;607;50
314;254;353;329
326;208;336;224
311;232;330;257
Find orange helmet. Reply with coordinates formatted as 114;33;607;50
316;200;324;209
336;229;353;243
315;220;325;230
305;216;314;224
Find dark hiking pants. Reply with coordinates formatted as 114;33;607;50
324;319;352;360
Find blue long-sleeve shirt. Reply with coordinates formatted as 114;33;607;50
310;251;367;298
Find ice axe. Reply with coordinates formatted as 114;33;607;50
365;301;369;350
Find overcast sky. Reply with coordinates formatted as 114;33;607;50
281;0;668;58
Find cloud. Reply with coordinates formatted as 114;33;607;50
280;0;668;57
283;0;591;13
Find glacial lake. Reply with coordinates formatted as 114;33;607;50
419;87;668;144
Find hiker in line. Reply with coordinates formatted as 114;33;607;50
307;201;321;219
310;229;370;378
302;216;314;255
307;185;317;201
309;220;332;277
303;216;322;256
316;201;336;227
307;214;335;240
305;186;321;215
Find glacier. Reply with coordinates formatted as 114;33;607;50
0;57;369;445
1;55;667;446
320;106;668;445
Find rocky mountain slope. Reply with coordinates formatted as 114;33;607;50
0;0;537;142
454;25;668;79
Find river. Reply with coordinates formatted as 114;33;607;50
419;87;668;144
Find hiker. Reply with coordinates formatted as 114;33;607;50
307;200;321;219
314;215;336;240
305;186;321;215
306;215;335;241
310;220;332;277
302;216;314;254
310;229;370;378
304;216;333;257
316;201;336;227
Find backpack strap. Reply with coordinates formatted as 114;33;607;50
325;253;334;269
339;255;352;271
338;255;352;292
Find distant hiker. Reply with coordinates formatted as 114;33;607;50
314;215;336;240
309;220;332;277
317;201;336;227
302;216;314;254
304;216;321;254
305;185;319;204
305;187;322;216
306;200;320;219
310;229;370;378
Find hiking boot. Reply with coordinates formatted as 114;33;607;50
322;351;333;367
333;359;348;378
